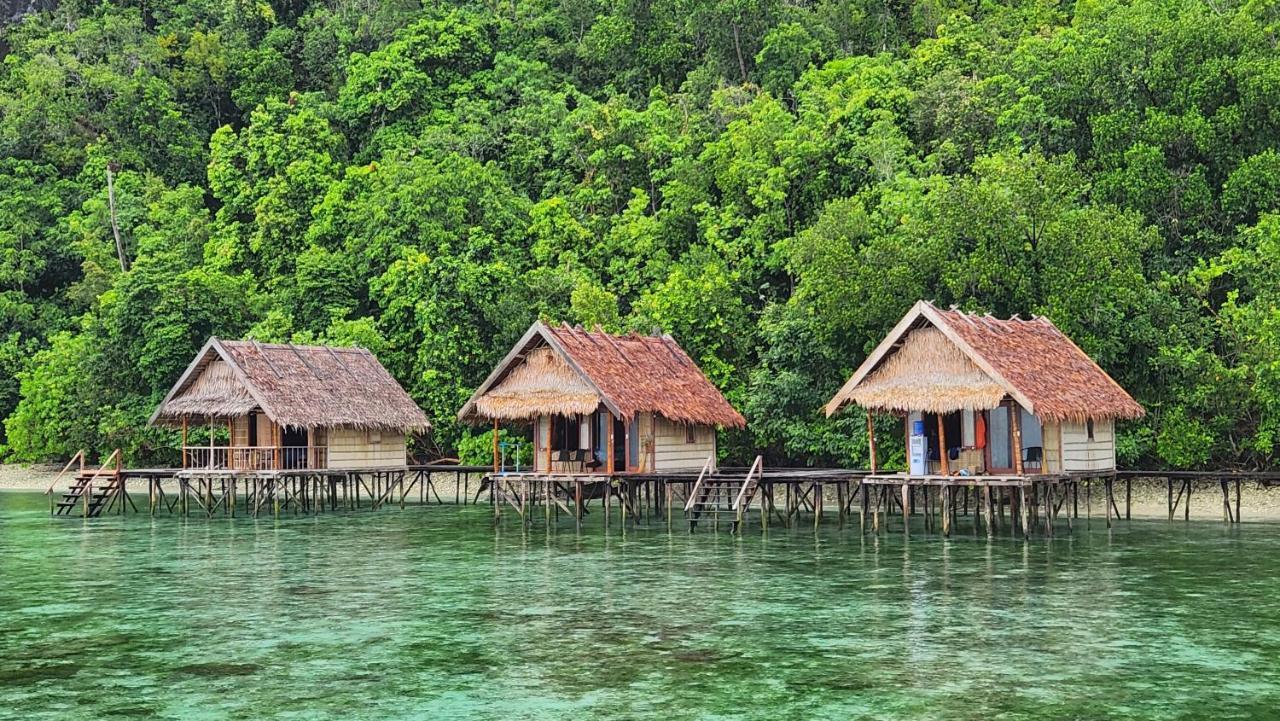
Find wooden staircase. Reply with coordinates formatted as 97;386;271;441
686;455;764;532
47;449;126;517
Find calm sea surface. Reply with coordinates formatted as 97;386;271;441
2;489;1279;720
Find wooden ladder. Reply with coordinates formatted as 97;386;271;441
686;455;764;532
52;449;124;517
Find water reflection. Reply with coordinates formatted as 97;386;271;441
2;492;1280;720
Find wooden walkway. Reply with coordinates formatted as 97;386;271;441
48;463;491;518
45;454;1280;536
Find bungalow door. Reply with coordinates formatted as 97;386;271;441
625;412;651;473
985;403;1015;475
985;402;1043;475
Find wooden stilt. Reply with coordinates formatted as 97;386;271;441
1235;478;1242;524
900;483;909;535
859;480;868;533
942;486;952;537
815;483;824;530
1019;485;1030;537
1221;479;1230;524
983;485;994;538
1105;478;1113;528
836;483;846;529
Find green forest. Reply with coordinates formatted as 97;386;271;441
2;0;1279;470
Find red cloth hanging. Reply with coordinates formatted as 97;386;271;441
975;412;987;449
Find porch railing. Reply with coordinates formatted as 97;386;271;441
183;446;328;471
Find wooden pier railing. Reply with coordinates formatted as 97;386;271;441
50;449;126;517
683;451;717;512
44;449;86;514
732;455;765;517
182;445;328;471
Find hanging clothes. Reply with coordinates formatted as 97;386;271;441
975;412;987;449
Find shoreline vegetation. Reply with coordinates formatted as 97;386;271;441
3;1;1280;473
7;463;1280;522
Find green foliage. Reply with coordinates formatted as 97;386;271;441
456;428;531;469
3;0;1280;471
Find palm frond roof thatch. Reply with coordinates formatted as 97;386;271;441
824;301;1144;423
150;338;431;432
458;322;746;429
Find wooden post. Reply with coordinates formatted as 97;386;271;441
942;486;952;536
1125;478;1132;520
1019;485;1030;536
815;483;825;530
1105;478;1113;528
606;414;615;476
492;419;500;474
900;483;909;534
836;483;846;528
545;415;553;473
1011;406;1024;476
181;416;188;469
1167;477;1173;521
866;411;878;473
937;414;949;476
983;485;994;537
1221;479;1230;524
859;480;868;533
1235;478;1242;524
1043;482;1053;536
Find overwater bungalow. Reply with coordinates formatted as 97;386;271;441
825;300;1144;481
458;321;745;475
149;338;430;472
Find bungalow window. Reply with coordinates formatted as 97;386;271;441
551;414;581;451
685;424;697;444
923;412;963;460
1086;419;1095;441
248;411;258;446
368;429;382;445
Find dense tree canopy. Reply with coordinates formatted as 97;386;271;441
2;0;1279;470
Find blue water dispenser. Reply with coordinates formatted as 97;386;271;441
908;419;928;475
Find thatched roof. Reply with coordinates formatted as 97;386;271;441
458;322;746;428
825;301;1145;423
150;338;431;432
474;346;600;419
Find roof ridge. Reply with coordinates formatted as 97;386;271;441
249;340;284;378
287;342;327;380
631;334;688;382
226;339;369;354
597;324;634;366
659;335;689;366
571;323;601;347
326;345;359;380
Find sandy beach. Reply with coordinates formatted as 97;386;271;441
0;463;63;492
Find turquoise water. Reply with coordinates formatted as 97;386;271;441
3;490;1280;720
